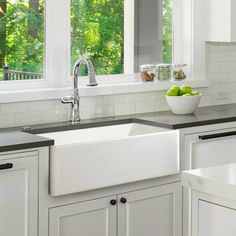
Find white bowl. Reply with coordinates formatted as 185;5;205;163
165;95;202;115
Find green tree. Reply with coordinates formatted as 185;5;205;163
71;0;124;75
0;0;44;76
163;0;172;63
0;0;7;68
0;0;173;80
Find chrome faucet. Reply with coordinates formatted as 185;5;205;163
61;55;97;124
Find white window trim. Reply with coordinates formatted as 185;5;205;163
0;0;209;103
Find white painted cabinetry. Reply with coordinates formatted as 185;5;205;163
49;196;117;236
192;191;236;236
206;0;236;42
48;182;181;236
184;128;236;170
0;152;38;236
118;182;182;236
183;125;236;236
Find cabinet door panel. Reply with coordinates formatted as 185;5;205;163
118;182;182;236
0;156;38;236
185;129;236;170
198;200;236;236
49;196;116;236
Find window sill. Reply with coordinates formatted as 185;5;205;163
0;79;211;103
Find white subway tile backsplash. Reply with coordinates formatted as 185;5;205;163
206;42;221;52
0;114;14;128
125;93;146;103
145;92;159;101
90;105;114;119
28;100;54;111
79;106;91;120
102;94;125;105
156;99;169;112
199;95;212;107
42;109;68;123
207;62;221;73
209;51;229;63
229;52;236;61
208;73;229;84
229;73;236;82
14;111;42;126
136;102;156;114
80;96;103;106
220;62;236;73
1;102;28;114
114;103;136;116
221;43;236;51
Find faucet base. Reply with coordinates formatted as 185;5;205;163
70;120;81;125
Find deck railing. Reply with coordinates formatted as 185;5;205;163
2;66;43;80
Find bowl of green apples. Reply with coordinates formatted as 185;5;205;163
165;85;201;115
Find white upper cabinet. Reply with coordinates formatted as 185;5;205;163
206;0;236;42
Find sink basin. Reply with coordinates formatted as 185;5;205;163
39;123;179;196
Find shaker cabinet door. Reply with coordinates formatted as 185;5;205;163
49;196;117;236
118;182;182;236
0;155;38;236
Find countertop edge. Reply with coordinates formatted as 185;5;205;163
182;169;236;201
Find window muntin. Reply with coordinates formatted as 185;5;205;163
0;0;44;81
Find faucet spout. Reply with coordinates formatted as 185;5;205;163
61;55;97;124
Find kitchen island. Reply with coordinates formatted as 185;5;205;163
182;164;236;236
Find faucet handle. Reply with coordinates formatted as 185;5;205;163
61;95;73;104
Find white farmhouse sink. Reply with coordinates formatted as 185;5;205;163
39;123;179;196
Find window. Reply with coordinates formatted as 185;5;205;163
71;0;124;76
0;0;173;82
0;0;44;81
71;0;173;76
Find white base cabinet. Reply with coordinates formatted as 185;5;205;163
183;124;236;236
49;182;181;236
0;153;38;236
49;196;116;236
192;191;236;236
118;182;182;236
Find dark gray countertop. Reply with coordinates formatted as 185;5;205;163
25;103;236;133
135;103;236;129
0;132;54;153
1;103;236;152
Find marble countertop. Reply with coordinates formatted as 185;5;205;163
182;163;236;201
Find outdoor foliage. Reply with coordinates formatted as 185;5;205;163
0;0;172;80
0;0;44;75
163;0;172;63
71;0;124;75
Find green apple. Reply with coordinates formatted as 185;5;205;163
180;85;192;95
167;86;180;96
183;93;192;96
191;91;200;96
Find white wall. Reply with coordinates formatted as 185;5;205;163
1;42;236;129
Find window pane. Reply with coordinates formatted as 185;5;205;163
134;0;172;72
71;0;172;76
0;0;44;81
71;0;124;76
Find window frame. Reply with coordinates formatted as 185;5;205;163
0;0;210;102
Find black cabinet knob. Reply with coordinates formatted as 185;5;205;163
120;197;127;204
110;199;117;206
